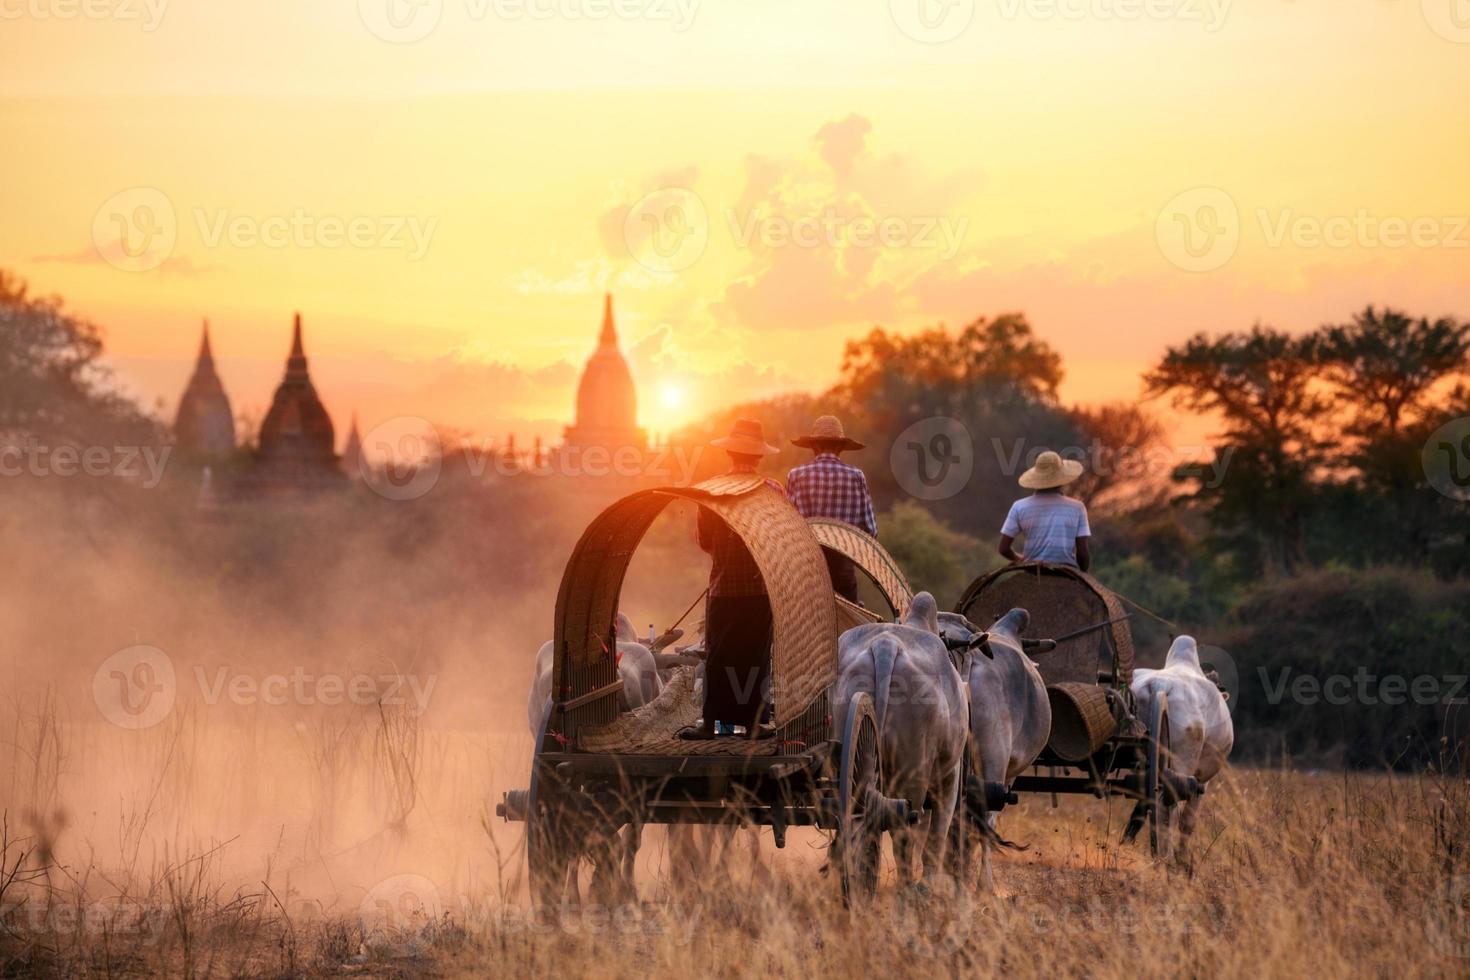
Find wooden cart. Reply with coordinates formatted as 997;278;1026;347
496;474;916;901
953;562;1202;855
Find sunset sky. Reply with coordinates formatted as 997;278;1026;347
3;0;1468;449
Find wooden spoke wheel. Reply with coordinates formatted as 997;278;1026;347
1143;692;1171;857
526;703;578;906
837;693;883;903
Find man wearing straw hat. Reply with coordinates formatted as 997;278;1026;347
785;415;876;603
682;418;783;740
998;449;1093;571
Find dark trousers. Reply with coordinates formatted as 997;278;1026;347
826;553;859;604
702;594;774;729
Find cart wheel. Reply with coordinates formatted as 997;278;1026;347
1144;692;1171;858
526;702;577;906
837;693;883;902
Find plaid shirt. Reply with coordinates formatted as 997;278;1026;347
697;477;783;596
785;454;877;536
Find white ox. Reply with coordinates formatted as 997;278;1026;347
834;592;969;885
1130;634;1234;857
525;613;691;902
528;614;679;734
938;608;1052;890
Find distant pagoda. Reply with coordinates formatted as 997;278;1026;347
250;314;344;495
173;321;236;458
563;294;646;453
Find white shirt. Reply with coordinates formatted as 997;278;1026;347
1001;493;1091;566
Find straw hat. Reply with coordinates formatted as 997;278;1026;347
791;415;865;452
712;417;780;456
1019;450;1084;489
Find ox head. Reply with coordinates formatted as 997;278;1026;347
1165;634;1202;672
614;613;637;642
901;591;941;635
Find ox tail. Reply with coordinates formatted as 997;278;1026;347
976;819;1029;852
870;635;901;732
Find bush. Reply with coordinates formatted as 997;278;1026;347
1222;565;1470;769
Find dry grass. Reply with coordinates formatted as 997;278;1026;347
3;751;1467;978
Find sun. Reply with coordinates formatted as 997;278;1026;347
659;383;686;412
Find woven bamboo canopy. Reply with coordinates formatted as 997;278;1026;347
807;518;915;618
955;562;1134;688
551;474;838;738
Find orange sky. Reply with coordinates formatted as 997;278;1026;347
3;0;1468;449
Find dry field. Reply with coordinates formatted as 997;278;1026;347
3;693;1468;979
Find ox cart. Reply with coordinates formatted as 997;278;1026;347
952;562;1203;856
495;475;921;902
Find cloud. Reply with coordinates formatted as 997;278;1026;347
30;244;217;278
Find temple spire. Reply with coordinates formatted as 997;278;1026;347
285;312;310;382
197;319;214;368
599;293;617;346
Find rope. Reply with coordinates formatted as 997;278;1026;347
1113;592;1184;634
667;587;710;636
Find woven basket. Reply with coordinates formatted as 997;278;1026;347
1046;682;1118;761
956;562;1134;688
807;519;914;618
